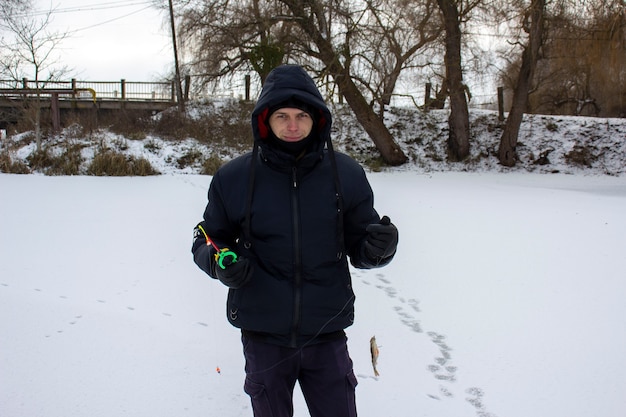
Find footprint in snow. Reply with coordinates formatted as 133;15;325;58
366;271;494;414
374;274;398;298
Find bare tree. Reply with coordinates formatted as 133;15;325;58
1;1;70;149
0;0;30;26
180;0;412;165
531;0;625;117
178;0;298;88
496;0;625;119
355;0;443;117
277;0;409;165
0;0;33;77
435;0;480;162
497;0;545;166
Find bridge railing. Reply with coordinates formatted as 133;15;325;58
0;78;176;102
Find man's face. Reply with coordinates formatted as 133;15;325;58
268;108;314;142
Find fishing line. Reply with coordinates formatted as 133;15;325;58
196;225;358;376
244;292;356;376
208;274;222;375
196;224;237;374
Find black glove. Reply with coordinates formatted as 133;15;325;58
215;256;253;289
192;222;208;253
364;216;398;261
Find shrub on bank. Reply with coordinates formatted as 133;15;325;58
87;149;159;176
0;152;30;174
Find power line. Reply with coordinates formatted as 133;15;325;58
68;5;156;34
52;1;155;14
13;1;155;18
12;1;162;35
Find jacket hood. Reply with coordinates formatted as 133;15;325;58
251;65;332;146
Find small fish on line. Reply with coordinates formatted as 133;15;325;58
370;336;380;377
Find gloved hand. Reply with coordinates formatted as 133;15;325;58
192;221;209;253
214;256;253;289
364;216;398;262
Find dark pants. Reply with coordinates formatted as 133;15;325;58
242;334;358;417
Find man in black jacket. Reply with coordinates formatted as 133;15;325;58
192;64;398;417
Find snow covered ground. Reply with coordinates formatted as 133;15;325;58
2;170;626;417
3;106;626;176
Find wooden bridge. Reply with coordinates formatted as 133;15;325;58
0;78;183;112
0;78;192;131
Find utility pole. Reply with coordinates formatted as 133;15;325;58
168;0;185;113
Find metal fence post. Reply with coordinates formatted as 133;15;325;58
51;92;60;133
245;75;251;101
498;87;504;121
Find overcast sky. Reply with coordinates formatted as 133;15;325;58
36;0;173;81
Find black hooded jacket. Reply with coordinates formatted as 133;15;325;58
193;65;393;347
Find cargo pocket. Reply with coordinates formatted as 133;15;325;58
244;377;274;417
346;370;358;417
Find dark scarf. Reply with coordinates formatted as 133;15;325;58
265;129;317;157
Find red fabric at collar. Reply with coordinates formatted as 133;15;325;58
257;108;270;140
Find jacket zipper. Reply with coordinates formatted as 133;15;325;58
290;165;302;348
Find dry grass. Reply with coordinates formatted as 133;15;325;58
87;148;159;176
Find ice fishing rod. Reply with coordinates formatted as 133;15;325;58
196;224;238;269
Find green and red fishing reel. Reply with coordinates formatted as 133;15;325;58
197;224;238;269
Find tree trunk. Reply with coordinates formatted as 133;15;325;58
436;0;470;162
328;58;408;166
498;0;545;167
